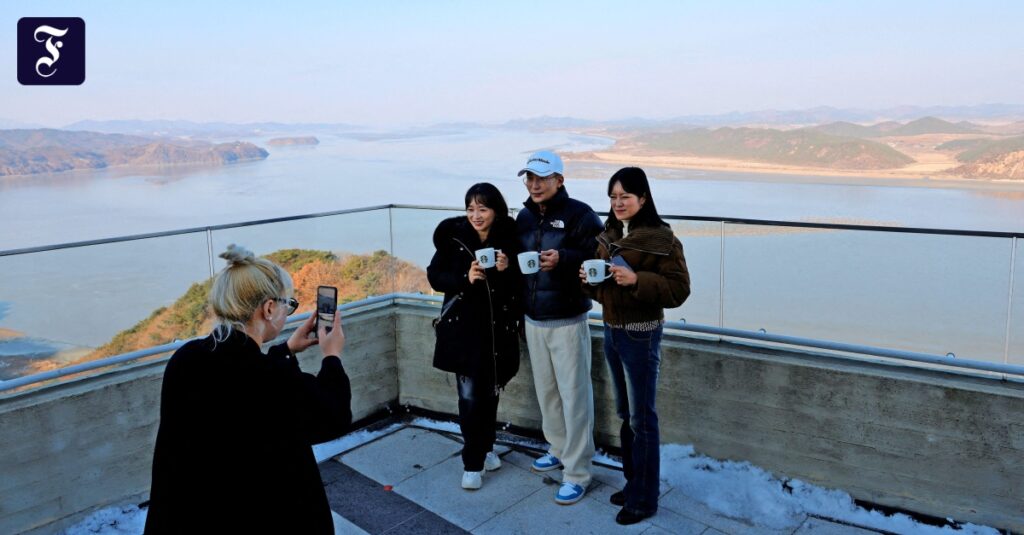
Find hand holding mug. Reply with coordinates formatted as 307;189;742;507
495;250;508;272
468;261;487;283
582;259;613;285
539;249;559;271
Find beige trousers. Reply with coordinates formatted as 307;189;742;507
525;317;594;486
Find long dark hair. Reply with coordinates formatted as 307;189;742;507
606;167;668;229
465;182;515;235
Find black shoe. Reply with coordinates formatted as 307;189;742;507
615;507;655;525
609;490;625;506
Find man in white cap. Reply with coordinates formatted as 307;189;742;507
515;150;603;505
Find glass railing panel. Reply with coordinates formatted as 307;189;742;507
668;220;722;327
722;223;1012;362
0;232;211;381
209;209;394;310
388;207;465;296
1008;238;1024;366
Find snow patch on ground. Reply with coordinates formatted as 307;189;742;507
313;422;405;462
61;504;146;535
660;444;999;534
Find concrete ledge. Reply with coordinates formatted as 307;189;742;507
396;306;1024;532
2;303;1022;533
0;307;399;535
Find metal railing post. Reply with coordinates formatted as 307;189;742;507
205;228;215;279
388;206;397;295
719;220;726;328
1004;236;1018;365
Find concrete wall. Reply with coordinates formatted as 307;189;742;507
3;304;1022;532
0;308;398;535
397;307;1024;532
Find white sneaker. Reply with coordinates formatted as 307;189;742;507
483;451;502;471
462;471;482;490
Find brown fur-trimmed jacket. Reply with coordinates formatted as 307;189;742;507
585;222;691;326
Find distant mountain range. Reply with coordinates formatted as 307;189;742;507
0;129;268;176
809;117;981;138
62;120;364;138
266;136;320;146
497;104;1024;130
626;127;915;170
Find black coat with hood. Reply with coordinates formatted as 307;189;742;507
144;329;351;535
427;216;523;388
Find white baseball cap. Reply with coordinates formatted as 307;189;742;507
517;150;564;177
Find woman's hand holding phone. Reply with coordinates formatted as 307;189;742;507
318;312;345;358
287;314;320;354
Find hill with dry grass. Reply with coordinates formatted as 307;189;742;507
626;127;914;169
67;249;430;364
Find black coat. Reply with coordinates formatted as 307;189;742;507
144;330;352;535
427;216;522;388
516;187;603;320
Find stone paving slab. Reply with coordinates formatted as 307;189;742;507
641;506;711;534
332;511;369;534
341;426;462;486
329;425;887;535
322;460;468;534
471;479;651;535
394;452;545;531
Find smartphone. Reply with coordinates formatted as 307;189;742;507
611;255;633;271
315;285;338;335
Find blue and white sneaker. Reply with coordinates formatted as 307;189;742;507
554;482;586;505
531;453;562;472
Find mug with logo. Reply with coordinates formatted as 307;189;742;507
583;259;613;285
518;251;540;274
475;247;496;268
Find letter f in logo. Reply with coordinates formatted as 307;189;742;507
18;17;85;85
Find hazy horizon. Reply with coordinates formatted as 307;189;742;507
2;1;1022;128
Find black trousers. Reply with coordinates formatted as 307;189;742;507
456;373;499;471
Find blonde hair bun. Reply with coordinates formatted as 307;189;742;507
220;244;256;267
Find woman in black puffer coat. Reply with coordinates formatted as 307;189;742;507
427;182;522;490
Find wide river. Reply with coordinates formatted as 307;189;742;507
1;128;1022;377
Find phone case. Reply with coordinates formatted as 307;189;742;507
611;255;633;271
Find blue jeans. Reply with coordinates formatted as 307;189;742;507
604;324;663;514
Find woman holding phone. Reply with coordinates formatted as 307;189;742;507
145;244;351;535
580;167;690;525
428;182;523;490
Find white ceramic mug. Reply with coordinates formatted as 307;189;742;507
583;259;613;285
518;251;540;274
475;247;496;268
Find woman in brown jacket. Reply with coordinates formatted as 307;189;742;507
580;167;690;525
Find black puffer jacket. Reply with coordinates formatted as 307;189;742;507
427;216;522;388
516;187;603;320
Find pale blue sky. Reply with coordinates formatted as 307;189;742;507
2;0;1022;127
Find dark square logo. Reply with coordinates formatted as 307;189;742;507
17;17;85;85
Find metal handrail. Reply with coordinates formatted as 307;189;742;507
2;203;1021;391
3;292;1022;394
3;204;1022;258
0;293;418;393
